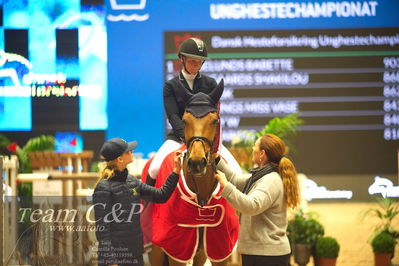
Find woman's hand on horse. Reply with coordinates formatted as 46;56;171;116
215;171;228;188
173;150;183;174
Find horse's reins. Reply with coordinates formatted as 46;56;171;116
184;135;218;206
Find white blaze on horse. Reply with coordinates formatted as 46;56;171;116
141;80;239;266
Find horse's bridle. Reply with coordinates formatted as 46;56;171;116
186;136;213;161
184;135;218;206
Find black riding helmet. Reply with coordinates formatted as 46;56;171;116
178;38;209;60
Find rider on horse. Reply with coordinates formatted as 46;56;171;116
146;37;241;186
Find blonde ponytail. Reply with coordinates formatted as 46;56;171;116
259;134;301;209
95;160;117;186
278;157;300;209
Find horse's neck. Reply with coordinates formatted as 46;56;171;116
183;163;216;205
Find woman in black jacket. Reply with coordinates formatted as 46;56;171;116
92;137;181;266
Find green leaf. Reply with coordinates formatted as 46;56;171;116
230;112;304;152
18;135;55;173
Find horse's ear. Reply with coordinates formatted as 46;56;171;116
209;79;224;103
178;80;193;103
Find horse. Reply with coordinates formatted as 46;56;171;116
141;79;239;266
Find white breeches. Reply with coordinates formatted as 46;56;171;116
148;139;183;179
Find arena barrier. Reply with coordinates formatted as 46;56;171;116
1;155;18;266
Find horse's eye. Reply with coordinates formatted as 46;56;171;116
212;119;219;126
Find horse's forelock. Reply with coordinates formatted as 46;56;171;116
186;92;218;118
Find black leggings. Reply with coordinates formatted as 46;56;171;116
241;253;290;266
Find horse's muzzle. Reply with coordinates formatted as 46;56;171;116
187;157;208;175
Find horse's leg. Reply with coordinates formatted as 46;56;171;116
192;228;229;266
191;228;207;266
167;257;186;266
150;245;169;266
192;248;207;266
210;260;228;266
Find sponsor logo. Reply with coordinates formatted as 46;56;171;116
303;179;353;201
368;176;399;197
107;0;149;22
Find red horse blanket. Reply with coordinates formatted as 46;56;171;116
142;148;239;263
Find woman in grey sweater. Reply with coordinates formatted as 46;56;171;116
215;133;300;266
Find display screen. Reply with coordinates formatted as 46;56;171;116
164;29;399;174
0;0;107;131
55;132;83;153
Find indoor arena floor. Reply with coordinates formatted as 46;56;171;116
293;202;399;266
144;202;399;266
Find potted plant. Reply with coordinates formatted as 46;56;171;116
362;197;399;265
363;197;399;236
371;231;396;266
287;209;324;266
228;112;303;170
314;236;340;266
